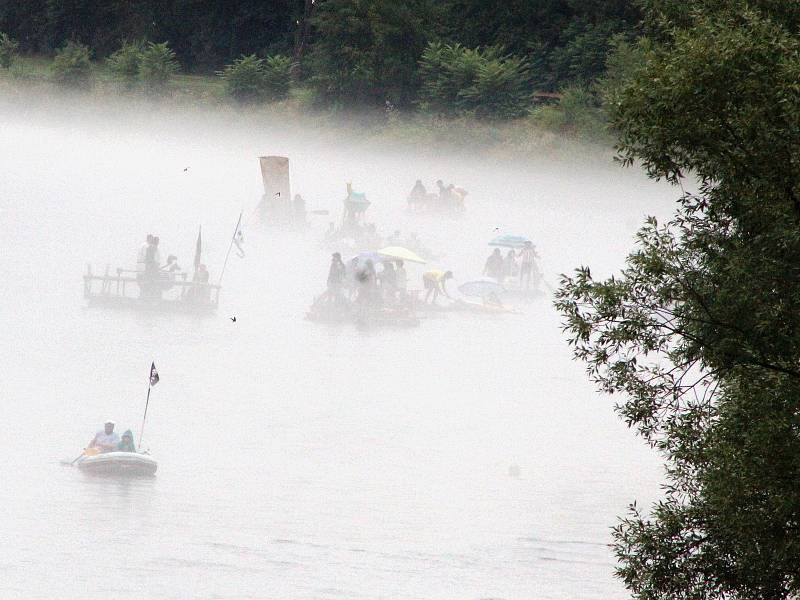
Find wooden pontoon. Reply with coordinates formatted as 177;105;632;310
83;264;221;313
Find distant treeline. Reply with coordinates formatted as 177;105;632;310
0;0;640;115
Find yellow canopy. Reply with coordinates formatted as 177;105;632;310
377;246;427;264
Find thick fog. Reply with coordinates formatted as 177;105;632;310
0;91;675;599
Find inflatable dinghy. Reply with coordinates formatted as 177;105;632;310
76;451;157;476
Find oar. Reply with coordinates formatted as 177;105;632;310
60;449;86;466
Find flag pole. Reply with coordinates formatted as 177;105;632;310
138;386;151;448
218;210;243;286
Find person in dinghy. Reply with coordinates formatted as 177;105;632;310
88;421;120;453
116;430;136;452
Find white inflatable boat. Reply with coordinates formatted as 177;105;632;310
76;451;157;476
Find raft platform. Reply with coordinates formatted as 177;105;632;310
83;265;220;313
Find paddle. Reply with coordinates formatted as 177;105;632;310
60;449;86;466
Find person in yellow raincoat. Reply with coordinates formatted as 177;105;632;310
423;270;453;304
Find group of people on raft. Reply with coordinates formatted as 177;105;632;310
87;421;137;453
483;241;541;290
322;252;454;310
407;179;467;212
325;253;409;306
135;233;211;300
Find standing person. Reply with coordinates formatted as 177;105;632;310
137;234;153;272
395;260;408;298
484;248;504;282
145;236;161;276
518;241;539;290
146;236;163;298
423;270;453;305
327;252;346;304
504;249;517;283
408;180;426;210
380;261;397;301
88;421;120;453
345;257;360;300
445;184;458;209
435;180;448;205
356;259;379;306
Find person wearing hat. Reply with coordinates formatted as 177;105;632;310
88;421;120;453
161;254;180;273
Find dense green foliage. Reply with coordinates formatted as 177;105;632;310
262;55;293;101
0;31;17;68
418;43;532;119
531;86;605;138
51;40;91;87
221;54;267;103
106;39;144;89
440;0;641;89
138;41;179;93
557;1;800;597
0;0;642;117
221;53;292;103
0;0;300;70
307;0;431;107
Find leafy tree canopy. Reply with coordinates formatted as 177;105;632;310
557;2;800;597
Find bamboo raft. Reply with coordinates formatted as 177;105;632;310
83;265;221;313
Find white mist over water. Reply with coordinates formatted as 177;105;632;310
1;94;673;599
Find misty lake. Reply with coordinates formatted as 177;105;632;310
1;94;674;599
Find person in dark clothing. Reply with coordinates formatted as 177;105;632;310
484;248;504;282
408;180;426;210
356;259;379;306
380;261;397;301
504;249;517;281
145;236;160;276
327;252;346;304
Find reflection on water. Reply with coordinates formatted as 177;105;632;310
0;97;672;599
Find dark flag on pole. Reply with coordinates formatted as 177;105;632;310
193;226;202;270
139;362;159;447
149;362;160;387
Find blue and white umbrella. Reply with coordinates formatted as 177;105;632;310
489;234;532;249
349;251;384;266
458;279;506;298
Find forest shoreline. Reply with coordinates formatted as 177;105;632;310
0;54;613;163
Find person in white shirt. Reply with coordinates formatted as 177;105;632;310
395;260;408;296
137;234;153;272
518;241;539;290
89;421;120;453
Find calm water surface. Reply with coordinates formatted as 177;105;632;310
0;99;671;599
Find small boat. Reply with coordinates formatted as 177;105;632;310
76;451;157;477
306;300;419;328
